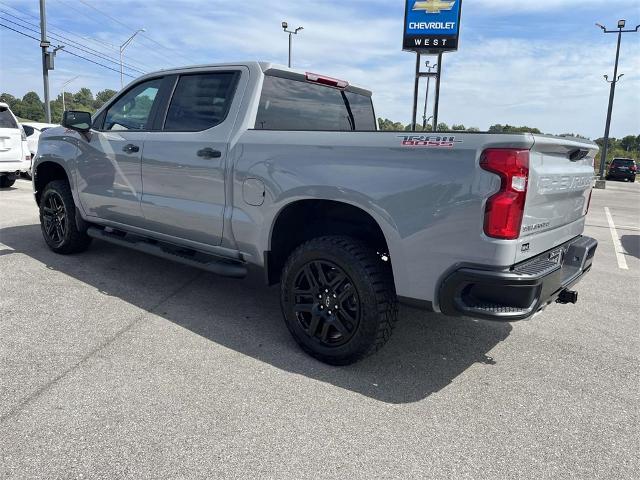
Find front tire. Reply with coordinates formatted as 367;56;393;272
281;236;398;365
39;180;92;254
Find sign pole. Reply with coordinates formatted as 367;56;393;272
403;0;462;133
411;53;421;131
432;52;443;132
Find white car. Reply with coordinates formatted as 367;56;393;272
21;121;58;156
0;102;31;188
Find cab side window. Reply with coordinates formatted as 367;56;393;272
103;78;162;131
164;72;238;132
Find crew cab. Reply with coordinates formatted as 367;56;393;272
32;62;598;365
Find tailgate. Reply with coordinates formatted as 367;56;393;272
515;135;597;262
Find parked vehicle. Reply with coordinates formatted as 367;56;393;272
21;122;58;157
606;158;637;182
32;62;598;364
0;102;31;188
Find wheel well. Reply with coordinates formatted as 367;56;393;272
267;200;391;285
34;162;68;204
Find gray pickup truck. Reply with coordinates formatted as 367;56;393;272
33;61;598;365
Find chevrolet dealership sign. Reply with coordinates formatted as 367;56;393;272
403;0;462;52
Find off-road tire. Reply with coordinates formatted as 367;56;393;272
39;180;92;254
281;235;398;365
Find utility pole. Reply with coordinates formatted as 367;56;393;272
39;0;51;123
282;21;303;68
120;29;145;88
422;60;438;129
595;20;639;186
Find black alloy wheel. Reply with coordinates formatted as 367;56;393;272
292;260;360;347
42;191;67;248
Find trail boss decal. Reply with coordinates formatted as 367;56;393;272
398;135;463;147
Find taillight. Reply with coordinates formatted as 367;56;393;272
480;149;530;240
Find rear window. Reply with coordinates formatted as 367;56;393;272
0;109;18;129
612;159;634;166
255;75;375;131
164;72;238;132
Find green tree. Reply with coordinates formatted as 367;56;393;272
620;135;638;152
94;89;117;109
436;122;449;131
20;92;45;122
451;124;466;131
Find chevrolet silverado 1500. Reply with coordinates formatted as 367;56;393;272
32;62;598;364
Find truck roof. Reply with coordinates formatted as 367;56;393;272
142;61;372;96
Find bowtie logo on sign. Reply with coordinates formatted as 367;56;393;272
413;0;456;15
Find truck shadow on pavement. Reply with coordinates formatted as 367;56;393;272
620;235;639;261
0;224;512;404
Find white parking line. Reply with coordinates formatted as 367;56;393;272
604;207;629;270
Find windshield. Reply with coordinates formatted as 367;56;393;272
0;109;18;129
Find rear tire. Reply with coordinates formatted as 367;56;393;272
0;175;16;188
39;180;92;254
280;236;398;365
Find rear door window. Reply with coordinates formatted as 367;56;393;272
0;109;18;129
164;72;239;132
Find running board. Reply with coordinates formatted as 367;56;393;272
86;227;247;278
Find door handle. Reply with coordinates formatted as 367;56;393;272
122;144;140;154
197;148;222;159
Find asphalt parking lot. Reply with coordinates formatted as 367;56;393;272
1;179;639;479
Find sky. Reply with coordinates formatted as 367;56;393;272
0;0;638;138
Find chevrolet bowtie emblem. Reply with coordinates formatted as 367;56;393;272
413;0;456;14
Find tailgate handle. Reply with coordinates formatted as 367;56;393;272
568;149;589;162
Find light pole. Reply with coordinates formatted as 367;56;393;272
422;60;438;130
120;28;145;88
61;75;80;113
282;21;303;68
595;20;639;183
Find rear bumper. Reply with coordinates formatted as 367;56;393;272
0;159;31;174
439;236;598;321
607;170;636;179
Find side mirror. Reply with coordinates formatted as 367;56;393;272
62;110;92;132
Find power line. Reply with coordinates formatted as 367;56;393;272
0;1;157;72
0;21;39;41
0;14;146;75
0;10;147;74
76;0;198;64
0;22;134;78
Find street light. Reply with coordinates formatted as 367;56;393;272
282;21;303;68
594;20;639;184
422;60;438;129
61;75;80;113
120;28;145;88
